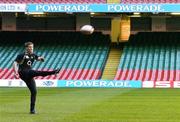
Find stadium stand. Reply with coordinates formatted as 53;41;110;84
0;31;110;80
121;0;179;3
115;32;180;81
0;0;106;3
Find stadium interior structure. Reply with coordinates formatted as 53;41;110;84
0;0;180;82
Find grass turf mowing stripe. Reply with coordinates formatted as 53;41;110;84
0;88;180;122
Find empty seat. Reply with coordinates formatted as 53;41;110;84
0;31;110;80
115;32;180;81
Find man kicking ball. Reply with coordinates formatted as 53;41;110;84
13;41;60;114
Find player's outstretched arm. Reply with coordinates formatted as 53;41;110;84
37;56;45;62
13;61;19;79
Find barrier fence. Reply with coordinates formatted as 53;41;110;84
0;80;179;88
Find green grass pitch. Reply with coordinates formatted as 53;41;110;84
0;88;180;122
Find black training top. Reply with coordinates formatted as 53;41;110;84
15;52;39;71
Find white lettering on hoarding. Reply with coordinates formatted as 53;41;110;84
142;81;154;88
66;81;73;86
0;4;26;12
142;81;180;88
65;80;130;87
174;81;180;88
65;5;71;11
107;5;163;12
99;81;106;86
155;81;171;88
28;4;180;13
8;80;26;87
36;5;91;12
136;5;143;11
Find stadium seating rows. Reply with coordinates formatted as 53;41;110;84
0;31;110;80
115;32;180;81
0;32;179;81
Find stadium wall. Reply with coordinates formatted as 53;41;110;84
131;16;180;34
2;13;16;31
152;16;166;31
0;13;179;33
76;13;90;31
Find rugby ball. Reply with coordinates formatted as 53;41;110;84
80;25;94;35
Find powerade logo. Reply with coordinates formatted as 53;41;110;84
108;4;164;12
34;4;91;12
28;4;180;13
43;81;54;87
58;80;141;88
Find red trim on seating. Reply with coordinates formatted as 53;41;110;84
92;69;101;79
59;69;66;79
67;69;75;80
176;70;178;81
169;70;175;81
83;69;88;80
160;70;164;81
136;70;141;80
115;69;180;81
119;69;127;80
126;69;133;80
71;69;78;80
148;70;153;81
74;69;83;80
4;69;13;79
131;69;138;80
163;70;168;81
114;70;122;80
0;68;180;81
62;69;71;80
117;69;123;80
142;70;147;81
139;70;146;81
0;68;9;79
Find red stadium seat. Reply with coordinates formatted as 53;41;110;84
115;32;180;81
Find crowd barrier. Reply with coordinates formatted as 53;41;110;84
0;80;179;88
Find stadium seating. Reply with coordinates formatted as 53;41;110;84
115;32;180;81
0;0;106;3
121;0;179;3
0;31;110;80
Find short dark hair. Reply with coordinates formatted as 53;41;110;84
25;42;33;47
